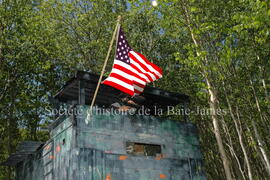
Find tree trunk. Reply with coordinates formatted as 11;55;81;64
182;7;233;180
235;107;253;180
257;58;269;105
181;2;234;179
224;85;253;180
246;125;269;178
7;102;14;180
251;120;270;176
205;78;234;180
220;114;246;180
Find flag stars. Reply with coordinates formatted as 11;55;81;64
116;28;132;64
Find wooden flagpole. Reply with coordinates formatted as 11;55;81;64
89;15;121;113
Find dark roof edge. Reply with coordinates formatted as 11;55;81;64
54;70;189;103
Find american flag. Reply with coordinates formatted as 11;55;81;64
103;27;163;96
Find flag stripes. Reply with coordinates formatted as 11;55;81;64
102;27;162;96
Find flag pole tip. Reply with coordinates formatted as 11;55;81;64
117;15;122;22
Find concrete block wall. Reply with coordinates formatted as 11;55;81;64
15;105;205;180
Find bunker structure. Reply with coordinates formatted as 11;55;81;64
2;71;206;180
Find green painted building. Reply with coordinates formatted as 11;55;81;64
2;71;205;180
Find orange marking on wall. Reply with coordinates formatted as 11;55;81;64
105;174;111;180
56;145;61;153
161;154;166;158
159;174;166;178
155;154;165;160
155;154;162;160
119;155;128;160
49;155;54;159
